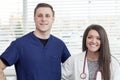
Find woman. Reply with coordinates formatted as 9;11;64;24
62;24;120;80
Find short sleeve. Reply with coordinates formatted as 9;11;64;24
61;43;71;63
0;41;19;66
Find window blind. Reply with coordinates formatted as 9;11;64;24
1;0;120;59
0;0;23;54
0;0;23;79
26;0;120;61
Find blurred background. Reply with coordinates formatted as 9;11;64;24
0;0;120;79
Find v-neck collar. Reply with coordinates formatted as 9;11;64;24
30;31;52;48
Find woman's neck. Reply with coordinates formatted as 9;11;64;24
86;51;99;61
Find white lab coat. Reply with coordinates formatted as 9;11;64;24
62;51;120;80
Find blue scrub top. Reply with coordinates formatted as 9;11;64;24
1;32;71;80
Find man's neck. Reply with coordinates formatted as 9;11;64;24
33;31;50;39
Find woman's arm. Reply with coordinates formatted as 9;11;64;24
61;56;74;80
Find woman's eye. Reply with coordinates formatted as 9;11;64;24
87;36;92;39
97;37;101;40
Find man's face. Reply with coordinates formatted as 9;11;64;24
34;7;54;33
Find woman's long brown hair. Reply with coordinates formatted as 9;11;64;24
82;24;111;80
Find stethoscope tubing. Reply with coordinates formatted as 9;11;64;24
80;52;102;80
80;53;87;79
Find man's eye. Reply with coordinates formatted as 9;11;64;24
46;14;50;17
38;15;42;17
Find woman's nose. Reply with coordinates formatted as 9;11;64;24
91;38;96;43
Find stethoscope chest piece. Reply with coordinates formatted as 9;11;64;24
80;73;87;79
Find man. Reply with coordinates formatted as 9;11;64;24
0;3;71;80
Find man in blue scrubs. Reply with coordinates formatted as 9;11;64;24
0;3;71;80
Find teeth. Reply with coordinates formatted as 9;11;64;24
43;22;48;24
40;23;47;25
40;22;48;25
90;44;96;47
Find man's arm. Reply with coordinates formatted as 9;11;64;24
0;59;7;80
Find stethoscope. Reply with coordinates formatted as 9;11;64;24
80;52;103;80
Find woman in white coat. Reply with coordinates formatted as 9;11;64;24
62;24;120;80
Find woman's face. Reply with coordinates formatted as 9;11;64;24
86;29;101;53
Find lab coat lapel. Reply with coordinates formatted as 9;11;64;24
96;71;102;80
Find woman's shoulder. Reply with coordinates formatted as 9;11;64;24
70;51;86;60
111;55;120;67
74;51;86;57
